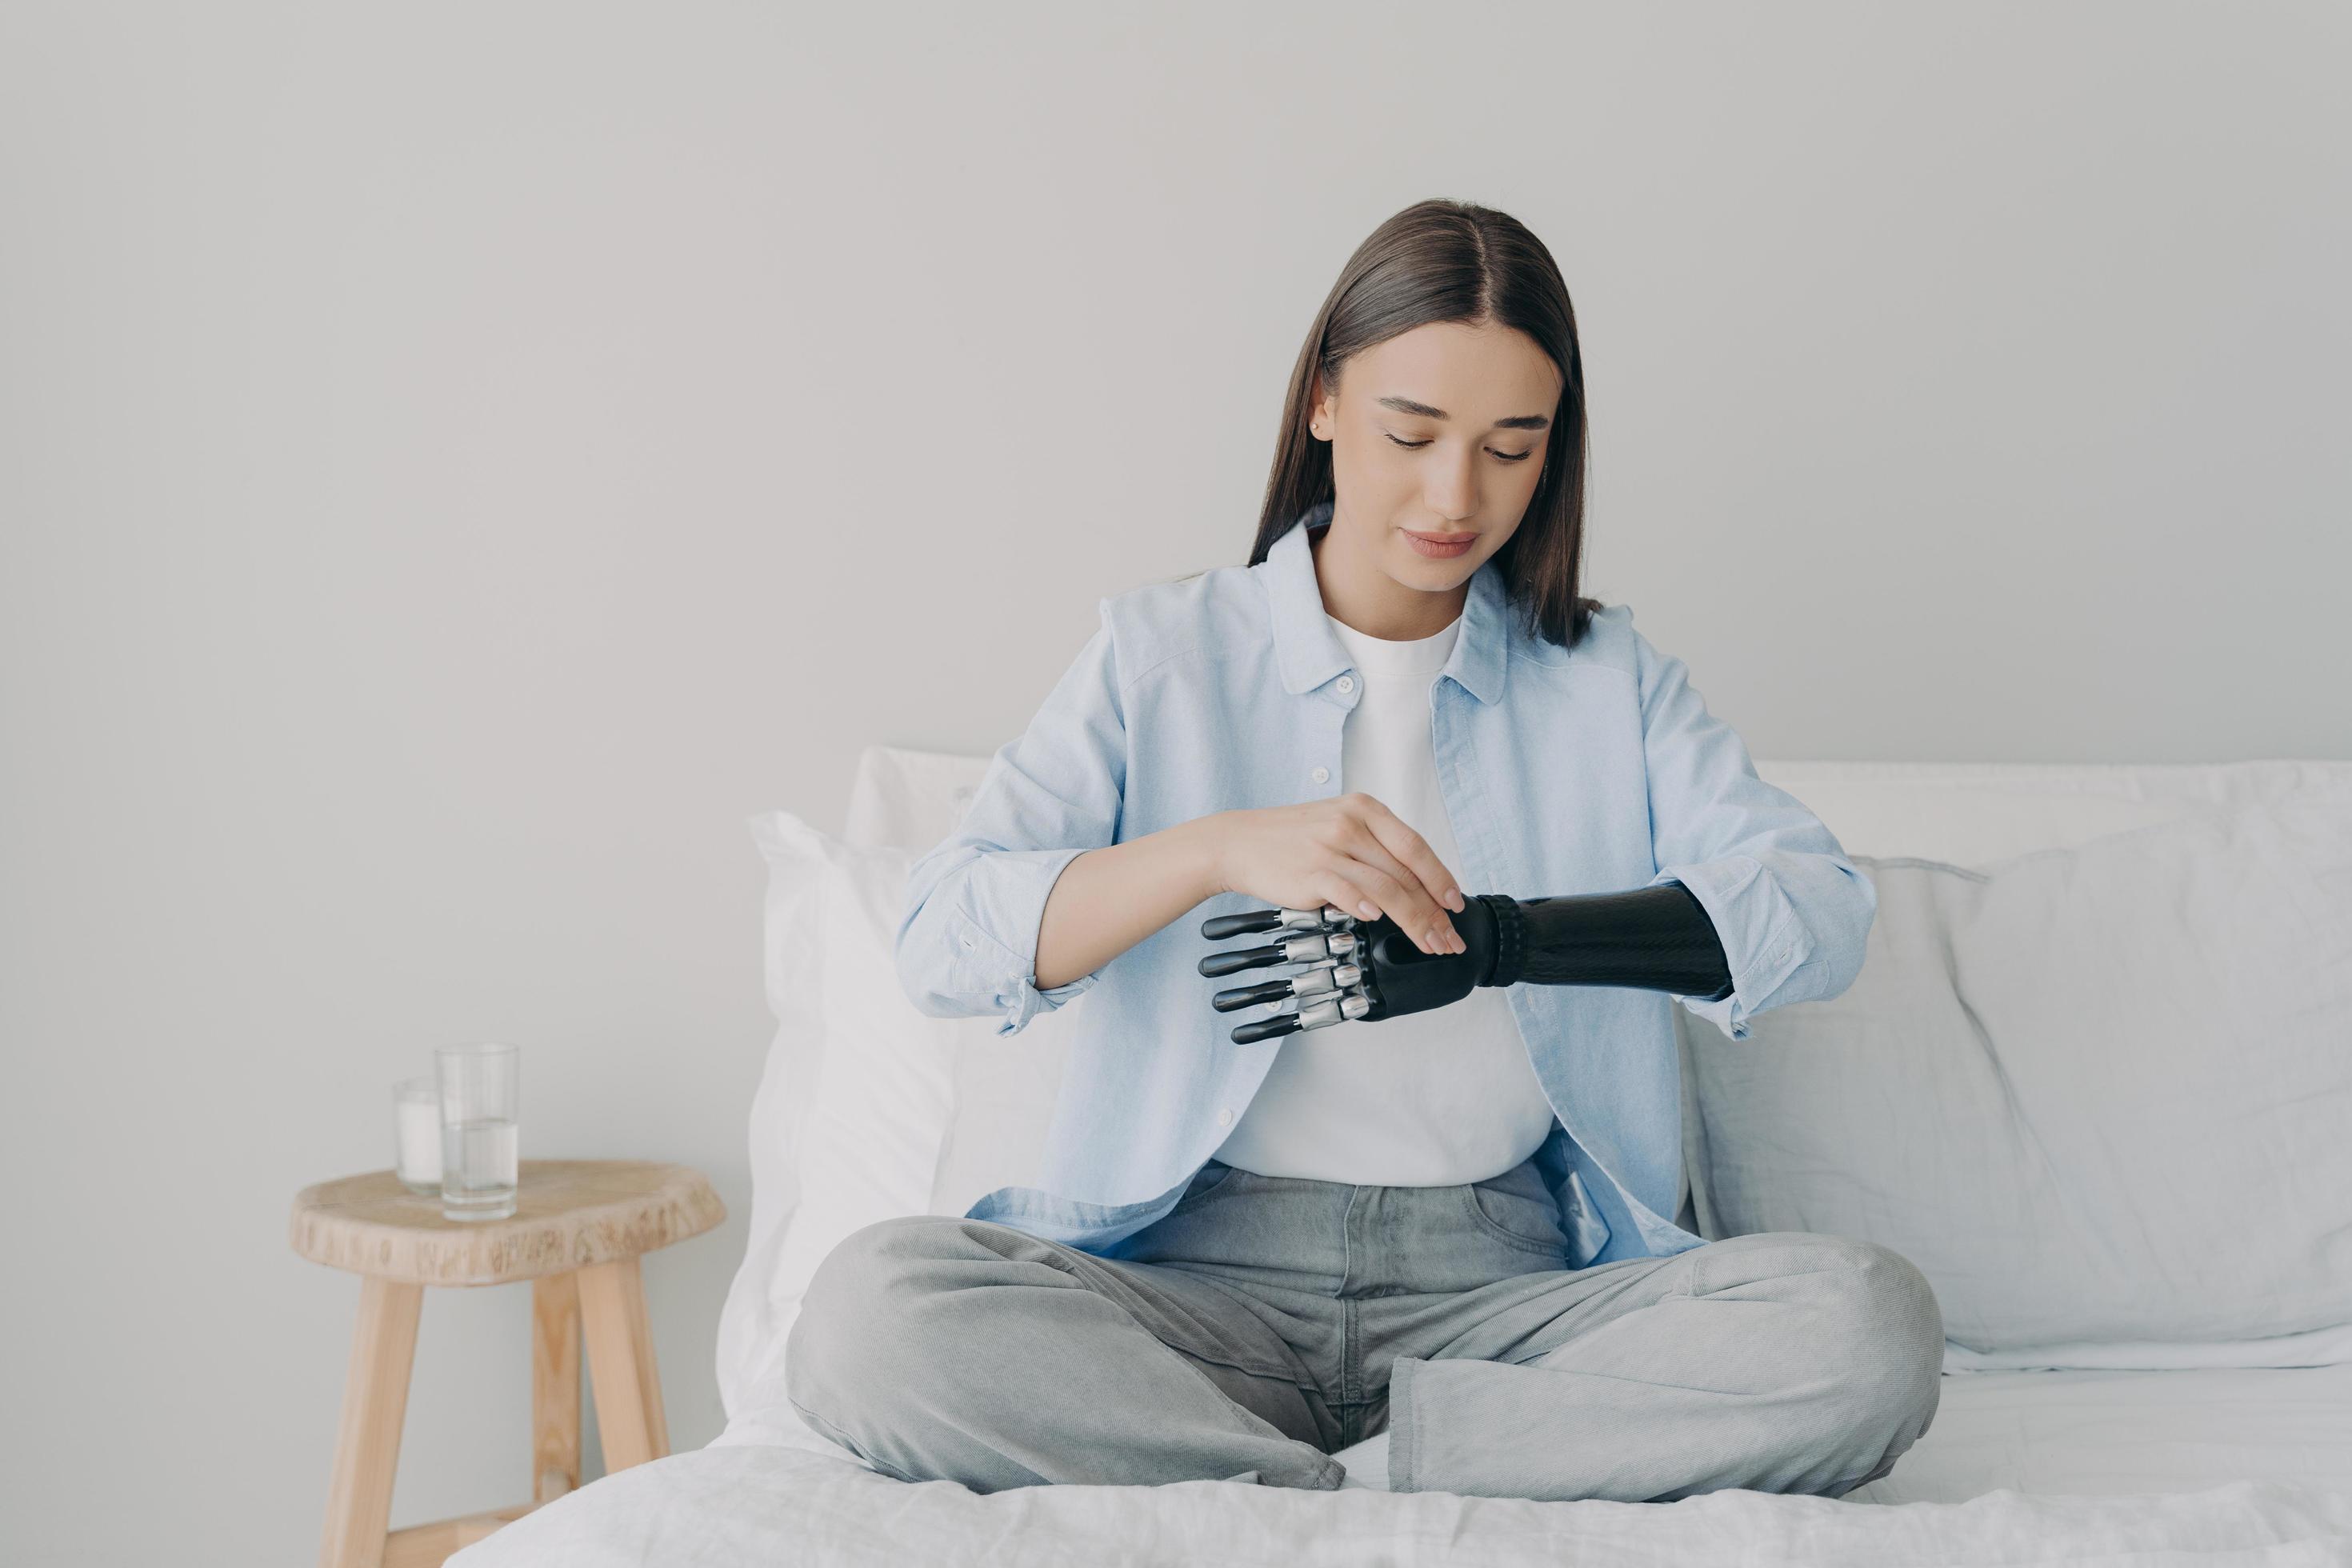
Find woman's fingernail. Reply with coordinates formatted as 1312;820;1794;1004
1358;901;1379;919
1445;889;1464;911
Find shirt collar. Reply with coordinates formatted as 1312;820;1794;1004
1264;498;1511;706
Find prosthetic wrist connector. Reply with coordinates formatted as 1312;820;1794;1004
1197;883;1735;1045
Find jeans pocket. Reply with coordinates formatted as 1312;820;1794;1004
1167;1160;1238;1216
1460;1182;1569;1257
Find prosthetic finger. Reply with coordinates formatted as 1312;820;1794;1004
1197;905;1375;1043
1197;902;1482;1043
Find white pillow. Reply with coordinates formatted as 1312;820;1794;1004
712;814;938;1447
1688;790;2352;1355
712;810;1076;1458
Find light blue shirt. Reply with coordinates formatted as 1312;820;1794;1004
896;500;1877;1266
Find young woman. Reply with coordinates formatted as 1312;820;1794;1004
786;198;1942;1502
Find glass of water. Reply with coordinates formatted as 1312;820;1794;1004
394;1077;442;1194
436;1042;520;1221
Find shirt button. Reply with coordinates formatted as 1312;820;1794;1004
1216;1107;1234;1127
1335;674;1354;694
1310;766;1330;784
960;936;975;949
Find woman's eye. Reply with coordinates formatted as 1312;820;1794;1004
1384;433;1534;463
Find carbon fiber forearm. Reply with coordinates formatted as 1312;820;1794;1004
1486;883;1734;1000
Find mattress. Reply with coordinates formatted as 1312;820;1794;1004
449;1365;2352;1566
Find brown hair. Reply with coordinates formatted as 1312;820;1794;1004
1243;198;1602;650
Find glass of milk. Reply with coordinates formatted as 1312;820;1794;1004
394;1078;442;1194
435;1042;520;1221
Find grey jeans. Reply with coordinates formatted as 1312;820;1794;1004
783;1154;1944;1502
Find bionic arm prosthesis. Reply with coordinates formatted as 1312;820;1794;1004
1198;884;1735;1044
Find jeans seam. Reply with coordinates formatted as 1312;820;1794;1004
1337;1186;1362;1298
1389;1357;1421;1493
1686;1247;1883;1299
1342;1295;1361;1446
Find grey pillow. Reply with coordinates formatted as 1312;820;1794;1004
1686;792;2352;1350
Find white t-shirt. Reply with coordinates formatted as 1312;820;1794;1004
1212;609;1560;1186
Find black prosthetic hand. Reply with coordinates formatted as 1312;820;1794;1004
1198;882;1735;1045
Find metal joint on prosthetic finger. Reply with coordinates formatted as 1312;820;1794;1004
1196;883;1734;1045
1197;906;1378;1042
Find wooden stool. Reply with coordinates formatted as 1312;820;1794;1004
290;1159;726;1568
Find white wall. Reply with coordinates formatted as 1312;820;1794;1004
3;2;2346;1562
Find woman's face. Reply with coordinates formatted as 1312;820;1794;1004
1309;318;1563;594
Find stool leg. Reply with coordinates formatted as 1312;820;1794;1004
532;1273;582;1502
578;1257;670;1471
319;1277;424;1568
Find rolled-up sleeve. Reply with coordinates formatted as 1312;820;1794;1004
1628;617;1877;1041
894;600;1127;1035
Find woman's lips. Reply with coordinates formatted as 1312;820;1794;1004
1403;529;1476;558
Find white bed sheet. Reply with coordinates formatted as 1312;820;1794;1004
451;1366;2352;1566
1846;1364;2352;1505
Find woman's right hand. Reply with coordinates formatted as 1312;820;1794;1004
1206;795;1466;954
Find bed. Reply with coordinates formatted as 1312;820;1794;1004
453;751;2352;1565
